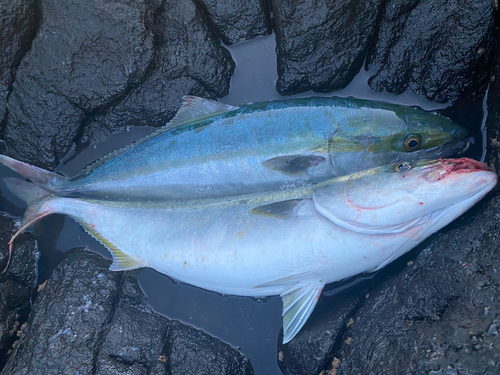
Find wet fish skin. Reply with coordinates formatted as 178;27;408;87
0;96;467;200
4;158;496;343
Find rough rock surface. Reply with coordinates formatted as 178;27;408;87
3;249;123;375
167;321;253;375
193;0;272;45
0;213;37;371
277;292;361;375
367;0;496;104
271;0;381;95
3;249;254;374
0;0;38;133
80;0;235;145
3;0;156;169
94;276;170;375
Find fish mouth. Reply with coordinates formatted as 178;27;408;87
415;136;473;159
422;157;488;182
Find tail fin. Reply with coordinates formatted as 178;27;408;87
0;154;67;189
2;178;55;274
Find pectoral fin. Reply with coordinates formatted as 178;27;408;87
249;199;305;219
262;155;326;176
252;275;324;343
281;282;324;343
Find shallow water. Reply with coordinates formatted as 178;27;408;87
0;33;485;374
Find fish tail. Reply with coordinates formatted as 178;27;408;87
0;154;67;190
2;178;55;274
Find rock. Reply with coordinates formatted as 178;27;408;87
367;0;496;104
94;276;170;374
3;0;156;169
3;248;254;374
277;292;361;375
3;249;123;375
6;80;84;169
271;0;381;95
81;0;235;145
167;321;253;375
193;0;272;45
0;213;38;371
0;0;38;131
486;29;500;174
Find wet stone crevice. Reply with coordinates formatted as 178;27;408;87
192;0;272;45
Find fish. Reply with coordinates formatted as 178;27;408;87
3;158;496;343
0;96;468;201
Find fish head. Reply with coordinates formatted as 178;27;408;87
313;158;497;234
329;106;468;176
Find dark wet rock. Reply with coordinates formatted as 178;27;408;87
6;80;84;169
486;30;500;173
167;320;254;375
3;249;122;375
0;0;39;132
95;276;170;374
278;293;361;375
271;0;381;95
0;213;37;371
193;0;272;45
3;248;253;374
3;0;156;169
367;0;496;104
81;0;235;145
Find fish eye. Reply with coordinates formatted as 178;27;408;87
403;134;422;151
393;162;413;172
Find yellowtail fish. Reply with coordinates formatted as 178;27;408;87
3;158;495;343
0;96;468;201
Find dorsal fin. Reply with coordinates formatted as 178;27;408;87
77;96;239;178
168;96;239;127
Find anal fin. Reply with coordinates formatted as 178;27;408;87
281;282;324;344
80;222;145;271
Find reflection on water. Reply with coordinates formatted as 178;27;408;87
0;33;486;375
